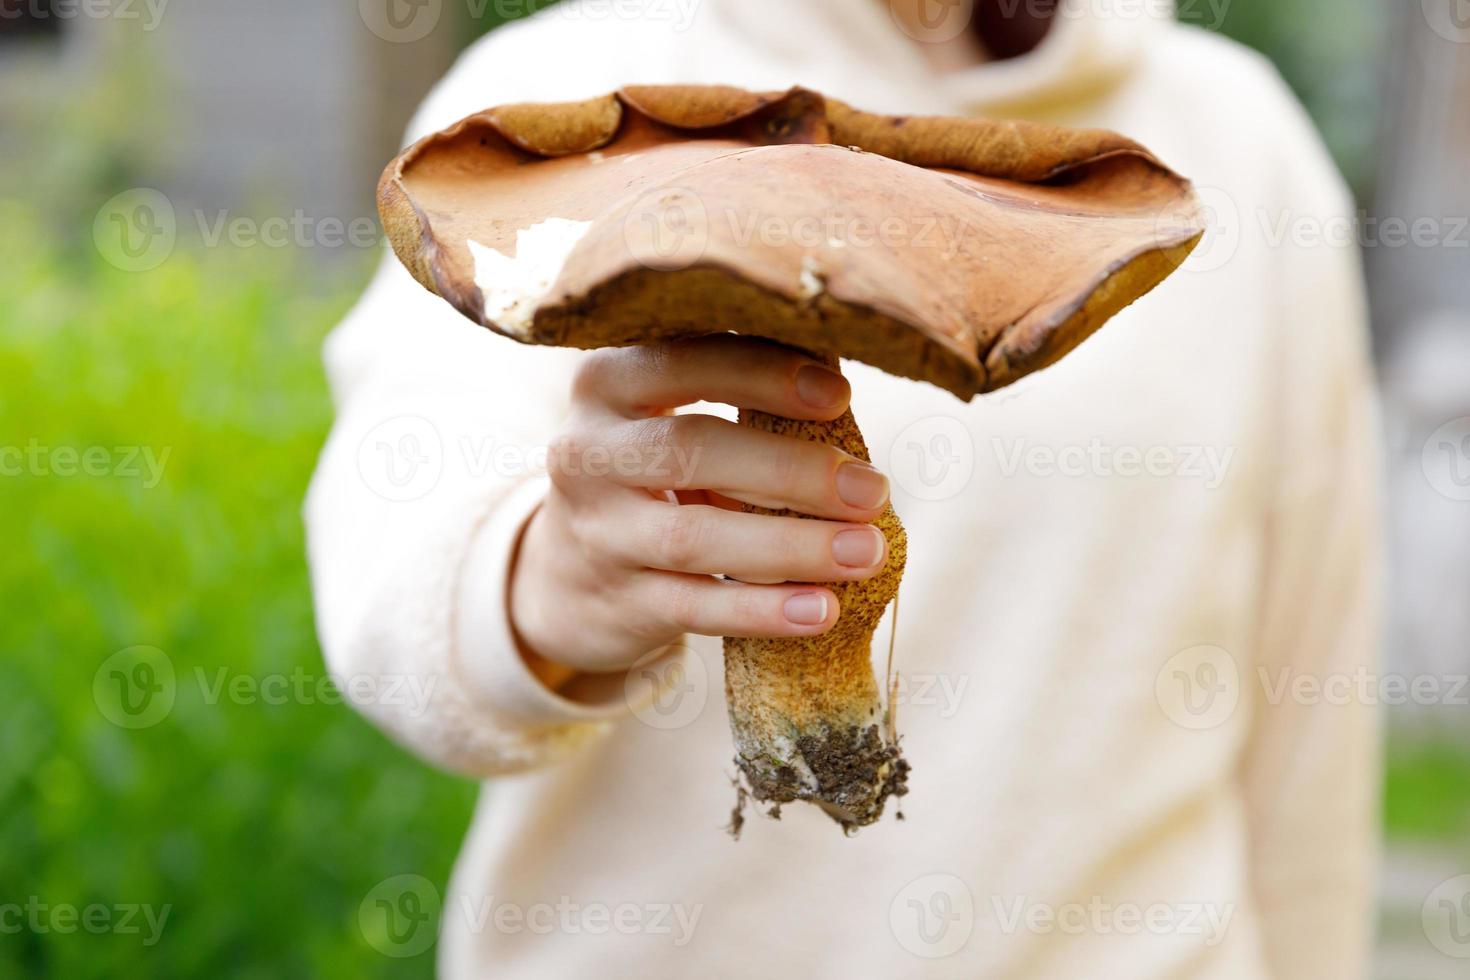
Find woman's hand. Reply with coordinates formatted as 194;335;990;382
508;334;892;678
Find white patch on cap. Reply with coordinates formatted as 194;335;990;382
798;254;825;300
467;217;592;335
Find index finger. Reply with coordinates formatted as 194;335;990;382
571;335;851;421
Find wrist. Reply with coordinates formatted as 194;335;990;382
506;506;581;692
453;478;632;724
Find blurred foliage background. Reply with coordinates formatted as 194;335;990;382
2;1;1466;977
0;209;478;977
1177;0;1385;197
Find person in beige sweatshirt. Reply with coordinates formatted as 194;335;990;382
305;1;1382;976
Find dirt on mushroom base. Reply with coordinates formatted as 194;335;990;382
728;721;910;837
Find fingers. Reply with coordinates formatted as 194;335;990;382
572;335;850;421
605;500;887;583
554;413;889;521
628;572;840;639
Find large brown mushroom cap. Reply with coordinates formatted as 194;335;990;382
378;84;1203;397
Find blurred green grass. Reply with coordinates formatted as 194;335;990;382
1385;743;1470;842
1176;0;1383;198
0;202;477;978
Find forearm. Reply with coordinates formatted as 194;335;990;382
305;259;642;775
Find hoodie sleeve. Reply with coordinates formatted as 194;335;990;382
1237;87;1382;980
304;21;673;777
303;253;648;776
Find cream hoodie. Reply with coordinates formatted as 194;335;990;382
305;1;1381;977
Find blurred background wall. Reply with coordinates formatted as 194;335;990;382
0;0;480;262
1371;2;1470;747
1;1;1467;977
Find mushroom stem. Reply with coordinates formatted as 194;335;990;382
723;404;909;833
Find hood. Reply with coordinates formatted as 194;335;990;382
705;0;1177;117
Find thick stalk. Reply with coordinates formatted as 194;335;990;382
723;405;909;833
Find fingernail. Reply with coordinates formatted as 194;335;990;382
835;462;889;510
795;364;848;409
783;592;829;626
832;527;883;568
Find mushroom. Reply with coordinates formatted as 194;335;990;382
377;85;1204;833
